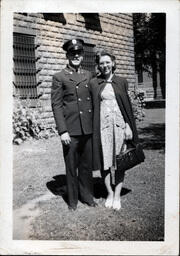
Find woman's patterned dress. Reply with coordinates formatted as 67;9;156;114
100;82;126;173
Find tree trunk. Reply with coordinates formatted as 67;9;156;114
151;56;158;99
159;54;166;99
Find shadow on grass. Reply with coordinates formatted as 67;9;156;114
46;175;68;205
138;123;165;150
93;177;131;199
46;175;131;203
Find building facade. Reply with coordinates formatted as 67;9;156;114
13;13;136;128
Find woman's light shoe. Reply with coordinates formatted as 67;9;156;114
105;194;114;208
112;198;121;210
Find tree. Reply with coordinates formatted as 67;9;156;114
133;13;166;99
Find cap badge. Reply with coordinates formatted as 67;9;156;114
72;39;77;45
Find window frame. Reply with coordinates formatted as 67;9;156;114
81;42;96;72
13;28;38;102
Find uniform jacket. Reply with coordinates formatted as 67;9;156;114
89;75;139;170
51;66;93;136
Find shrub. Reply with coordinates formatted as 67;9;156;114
128;89;146;121
13;98;57;145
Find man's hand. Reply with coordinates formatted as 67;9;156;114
60;132;71;145
124;123;133;140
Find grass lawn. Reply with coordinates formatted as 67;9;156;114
13;108;165;241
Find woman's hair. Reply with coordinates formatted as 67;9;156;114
95;50;116;73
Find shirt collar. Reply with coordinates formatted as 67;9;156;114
65;64;83;74
97;74;115;84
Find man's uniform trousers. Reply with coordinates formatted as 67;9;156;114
63;135;93;207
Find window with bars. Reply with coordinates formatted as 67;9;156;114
82;43;96;72
13;33;37;99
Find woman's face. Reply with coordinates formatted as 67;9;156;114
98;55;114;77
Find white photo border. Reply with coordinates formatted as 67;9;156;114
0;0;179;255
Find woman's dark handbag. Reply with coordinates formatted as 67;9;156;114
116;141;145;172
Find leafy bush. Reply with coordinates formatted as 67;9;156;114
128;89;146;121
13;98;57;145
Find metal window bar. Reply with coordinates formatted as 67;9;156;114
13;33;37;99
82;44;96;72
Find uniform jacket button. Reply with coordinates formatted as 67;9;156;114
85;84;88;87
88;109;92;113
76;86;79;89
80;111;83;114
87;97;90;100
78;98;82;101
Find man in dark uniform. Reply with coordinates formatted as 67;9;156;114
51;38;96;211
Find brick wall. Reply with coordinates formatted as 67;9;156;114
13;13;136;127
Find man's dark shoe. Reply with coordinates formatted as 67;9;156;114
68;205;77;211
86;201;98;207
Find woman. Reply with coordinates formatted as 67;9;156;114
89;50;139;210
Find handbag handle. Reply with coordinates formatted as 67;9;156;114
121;134;136;152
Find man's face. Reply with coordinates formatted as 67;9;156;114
67;49;84;68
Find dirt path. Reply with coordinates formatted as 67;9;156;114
13;192;55;239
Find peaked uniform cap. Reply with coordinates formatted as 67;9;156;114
62;39;84;52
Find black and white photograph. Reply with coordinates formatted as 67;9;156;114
0;0;179;255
